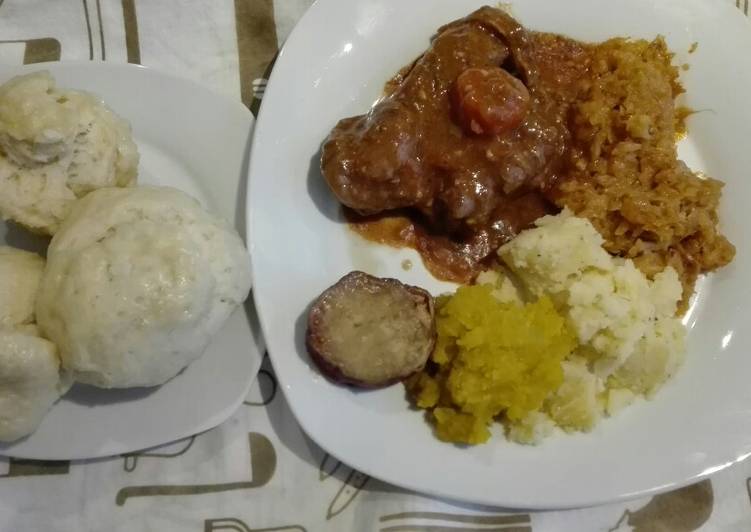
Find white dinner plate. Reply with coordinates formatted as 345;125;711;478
0;62;263;460
248;0;750;509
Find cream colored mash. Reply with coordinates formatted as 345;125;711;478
495;209;685;443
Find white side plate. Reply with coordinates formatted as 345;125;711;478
0;62;263;460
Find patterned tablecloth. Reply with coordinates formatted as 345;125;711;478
0;1;749;531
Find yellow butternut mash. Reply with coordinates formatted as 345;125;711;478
406;284;575;444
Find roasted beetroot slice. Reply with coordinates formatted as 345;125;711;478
306;271;435;388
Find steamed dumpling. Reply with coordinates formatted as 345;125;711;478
0;246;45;327
0;71;139;234
0;247;69;442
36;186;252;388
0;325;70;442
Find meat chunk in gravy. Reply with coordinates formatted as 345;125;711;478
321;7;590;279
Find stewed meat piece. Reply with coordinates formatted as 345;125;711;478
321;7;578;247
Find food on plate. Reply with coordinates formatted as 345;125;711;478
551;38;734;307
407;210;685;444
500;211;685;440
0;247;69;442
499;209;685;391
311;6;736;446
0;71;253;443
306;271;435;388
322;6;733;298
0;71;139;235
35;186;252;388
0;246;46;327
405;285;574;444
0;325;70;442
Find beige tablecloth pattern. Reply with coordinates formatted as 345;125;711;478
0;1;749;531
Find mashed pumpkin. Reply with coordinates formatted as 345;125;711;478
406;285;575;444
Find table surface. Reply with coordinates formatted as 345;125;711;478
0;1;749;531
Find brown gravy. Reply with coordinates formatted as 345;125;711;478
345;190;552;283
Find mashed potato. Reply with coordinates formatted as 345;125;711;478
500;209;684;379
0;247;69;442
0;71;138;234
499;209;685;441
36;186;252;388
